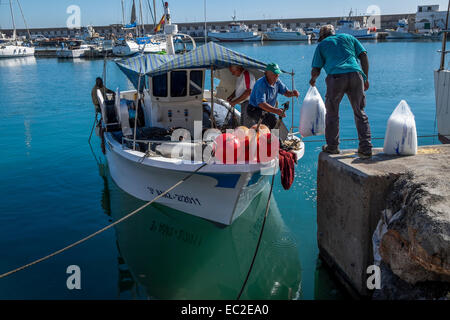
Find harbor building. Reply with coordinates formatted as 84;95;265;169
415;4;450;33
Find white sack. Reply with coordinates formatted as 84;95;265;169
383;100;418;156
299;86;326;137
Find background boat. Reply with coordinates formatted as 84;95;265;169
208;21;261;42
265;22;311;41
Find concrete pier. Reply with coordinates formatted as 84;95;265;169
317;145;450;298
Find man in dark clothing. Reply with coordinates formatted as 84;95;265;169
309;25;373;158
91;77;115;113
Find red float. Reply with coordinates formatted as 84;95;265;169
213;133;242;164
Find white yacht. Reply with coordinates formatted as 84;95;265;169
265;22;311;41
94;3;304;226
112;36;167;57
336;20;378;40
387;19;424;39
208;22;262;42
0;0;35;58
0;43;34;58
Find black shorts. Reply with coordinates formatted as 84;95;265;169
247;105;278;129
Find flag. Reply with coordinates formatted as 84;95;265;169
154;14;166;32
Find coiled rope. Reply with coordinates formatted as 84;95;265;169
0;162;209;280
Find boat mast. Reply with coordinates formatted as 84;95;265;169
9;0;17;41
439;0;450;71
16;0;32;40
121;0;125;26
164;2;175;55
139;0;145;36
153;0;157;27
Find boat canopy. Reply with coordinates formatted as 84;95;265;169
116;53;173;89
115;42;289;89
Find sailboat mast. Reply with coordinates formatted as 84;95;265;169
139;0;145;35
9;0;17;40
16;0;31;40
153;0;156;26
121;0;125;26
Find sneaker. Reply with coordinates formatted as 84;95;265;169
322;145;340;154
358;148;372;159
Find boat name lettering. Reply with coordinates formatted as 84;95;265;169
146;187;201;206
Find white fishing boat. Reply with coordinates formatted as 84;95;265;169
56;40;92;59
387;19;424;39
336;20;378;40
94;3;304;226
208;21;262;42
0;0;35;58
265;22;311;41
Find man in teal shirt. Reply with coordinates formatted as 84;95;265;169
310;25;373;158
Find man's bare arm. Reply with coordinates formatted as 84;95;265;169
230;89;251;106
309;68;321;87
359;52;370;91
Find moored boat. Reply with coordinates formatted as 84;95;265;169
56;40;92;59
336;19;378;40
265;22;311;41
387;19;425;39
94;3;304;226
208;21;262;42
0;0;35;58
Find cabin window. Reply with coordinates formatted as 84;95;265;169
189;70;203;96
171;71;187;97
152;74;168;97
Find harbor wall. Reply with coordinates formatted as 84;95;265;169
2;13;413;39
317;145;450;299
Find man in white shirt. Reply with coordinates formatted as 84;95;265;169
227;65;256;127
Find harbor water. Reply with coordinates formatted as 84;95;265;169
0;40;443;299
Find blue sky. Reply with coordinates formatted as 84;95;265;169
0;0;448;29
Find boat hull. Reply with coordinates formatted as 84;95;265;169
208;32;261;42
56;48;88;58
386;31;424;39
265;32;310;41
0;45;34;58
104;133;273;225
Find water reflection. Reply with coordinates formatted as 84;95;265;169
99;162;302;300
0;56;36;68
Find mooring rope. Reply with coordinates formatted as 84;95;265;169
0;162;209;280
237;165;277;300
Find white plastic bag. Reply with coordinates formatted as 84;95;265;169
299;86;326;137
383;100;418;156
